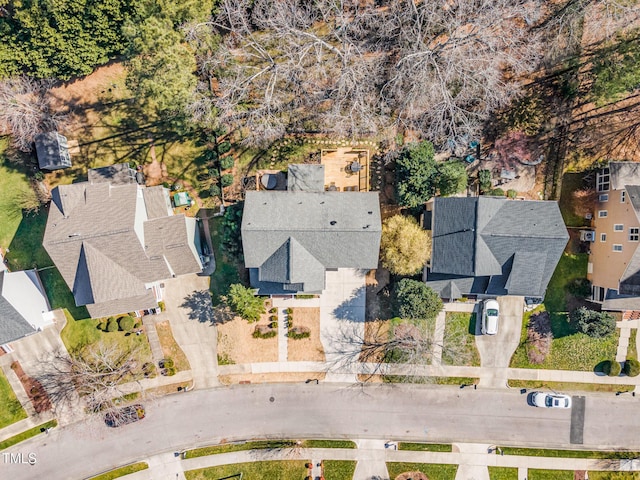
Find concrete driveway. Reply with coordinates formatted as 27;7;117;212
320;268;367;382
476;296;524;388
157;275;220;389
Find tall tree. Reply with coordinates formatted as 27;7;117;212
395;141;437;208
380;215;431;276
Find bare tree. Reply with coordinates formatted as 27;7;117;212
37;340;149;425
0;77;67;152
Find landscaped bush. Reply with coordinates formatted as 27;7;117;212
208;168;220;179
270;307;277;314
97;320;107;331
285;308;293;315
478;169;492;192
209;184;221;198
253;326;277;339
487;188;505;196
220;156;234;170
269;321;278;329
624;358;640;377
507;189;518;199
106;319;119;332
142;362;156;377
221;174;234;187
162;367;176;376
567;278;591;299
605;359;621;376
570;307;615;338
218;141;232;154
270;315;278;322
160;358;174;369
118;316;135;332
288;327;310;339
221;202;244;261
392;279;443;322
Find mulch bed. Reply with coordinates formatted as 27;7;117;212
11;361;52;413
395;473;429;480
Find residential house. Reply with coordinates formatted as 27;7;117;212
423;196;569;301
35;132;72;170
588;161;640;311
242;164;381;295
43;168;205;318
0;269;54;350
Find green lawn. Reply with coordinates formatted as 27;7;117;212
0;368;27;428
559;172;590;228
589;473;640;479
323;460;356;479
507;379;634;393
5;207;52;271
500;447;640;459
208;216;242;304
40;267;90;320
0;420;57;450
88;462;148;480
442;312;481;366
0;146;33;251
528;469;573;480
398;442;453;452
628;329;638;360
488;467;519;480
386;463;458;480
510;253;617;371
186;439;356;458
185;461;308;480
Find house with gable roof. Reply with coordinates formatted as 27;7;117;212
43;165;206;318
241;164;381;295
588;161;640;312
423;196;569;301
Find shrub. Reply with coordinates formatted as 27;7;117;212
624;358;640;377
208;168;220;179
270;315;278;322
220;202;244;260
288;327;311;339
97;321;107;331
507;189;518;199
209;184;221;198
380;215;431;275
487;188;505;196
570;307;616;338
118;316;135;331
142;362;156;377
163;367;177;376
269;307;277;314
567;278;591;299
253;326;277;338
269;321;278;329
392;279;443;322
220;156;234;170
227;284;266;322
395;141;437;207
106;319;119;332
221;174;234;187
285;308;293;315
478;169;492;192
605;360;622;376
160;358;174;369
218;141;232;154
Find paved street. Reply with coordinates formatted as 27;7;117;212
5;383;640;480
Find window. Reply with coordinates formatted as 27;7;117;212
597;168;610;192
630;228;640;242
621;191;627;203
601;233;607;242
613;244;623;252
598;210;608;218
592;286;605;302
599;193;609;202
614;224;624;231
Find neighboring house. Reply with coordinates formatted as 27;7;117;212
588;161;640;311
88;163;144;185
43;169;205;318
423;196;569;301
0;269;54;349
242;164;381;295
35;132;72;170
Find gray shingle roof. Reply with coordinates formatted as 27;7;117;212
0;272;36;344
88;163;137;185
258;237;326;292
242;190;381;293
143;186;171;219
35;132;71;170
610;162;640;190
428;197;568;298
287;164;325;192
44;182;201;317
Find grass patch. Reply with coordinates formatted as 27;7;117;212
488;467;519;480
39;267;90;320
558;172;589;227
208;216;242;305
628;329;637;360
507;379;634;393
528;469;573;480
5;208;52;271
186;439;355;458
0;420;57;450
398;443;452;452
155;321;191;372
382;376;479;385
0;368;27;428
387;462;458;480
442;312;480;366
88;462;149;480
589;473;640;479
185;461;307;480
499;447;640;459
0;149;33;250
323;460;357;479
510;254;616;371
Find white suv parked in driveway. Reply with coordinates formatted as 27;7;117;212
481;299;499;335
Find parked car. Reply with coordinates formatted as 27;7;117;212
104;404;146;427
481;299;500;335
531;392;572;409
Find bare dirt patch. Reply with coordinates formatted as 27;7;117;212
219;372;326;385
217;314;278;364
359;320;390;363
156;321;191;372
288;308;325;362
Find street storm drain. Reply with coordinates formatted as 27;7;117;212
570;396;585;444
269;396;275;403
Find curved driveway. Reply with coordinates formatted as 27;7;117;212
4;384;640;480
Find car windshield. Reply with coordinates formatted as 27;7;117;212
545;396;554;407
487;309;498;316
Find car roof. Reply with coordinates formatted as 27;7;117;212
485;299;499;309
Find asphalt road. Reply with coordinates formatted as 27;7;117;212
3;384;640;480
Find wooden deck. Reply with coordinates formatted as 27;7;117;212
320;147;370;192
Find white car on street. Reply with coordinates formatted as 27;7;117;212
531;392;572;409
481;299;499;335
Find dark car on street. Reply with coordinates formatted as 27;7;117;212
104;404;146;427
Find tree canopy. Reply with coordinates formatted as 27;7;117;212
392;279;443;323
226;284;265;322
395;141;437;208
436;161;468;197
570;307;615;338
380;215;431;276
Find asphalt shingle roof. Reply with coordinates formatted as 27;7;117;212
0;272;36;344
287;164;325;192
88;163;137;185
34;132;71;170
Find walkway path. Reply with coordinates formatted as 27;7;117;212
432;310;446;365
141;316;165;366
616;319;639;363
278;307;288;362
120;442;640;480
